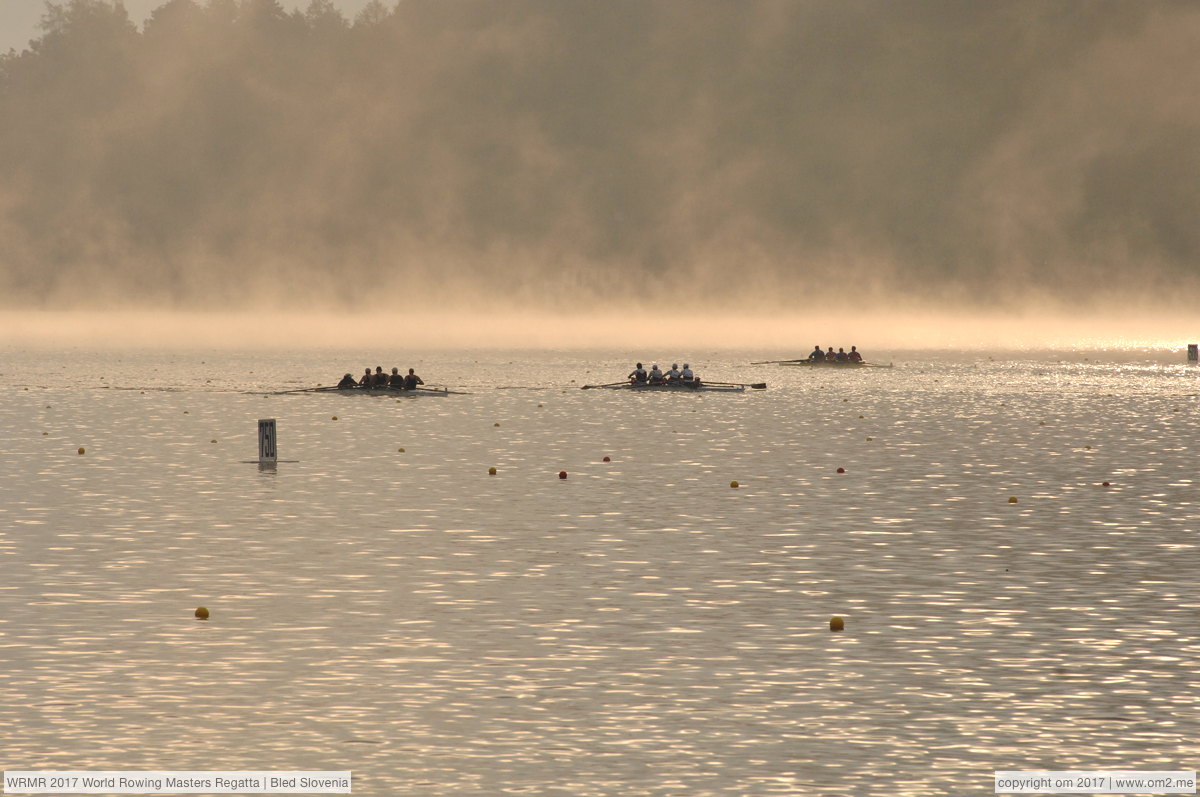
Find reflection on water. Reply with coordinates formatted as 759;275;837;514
1;350;1197;795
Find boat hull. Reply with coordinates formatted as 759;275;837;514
316;386;449;396
588;382;746;392
780;360;889;368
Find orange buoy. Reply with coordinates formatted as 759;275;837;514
489;467;497;475
194;607;209;620
603;456;611;462
558;471;567;479
836;467;845;474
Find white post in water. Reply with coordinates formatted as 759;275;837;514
259;418;277;465
1189;344;1198;363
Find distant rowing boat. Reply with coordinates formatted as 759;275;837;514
779;360;892;368
581;381;763;392
275;385;452;396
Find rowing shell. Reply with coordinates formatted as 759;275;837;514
780;360;892;368
582;382;747;392
312;386;450;396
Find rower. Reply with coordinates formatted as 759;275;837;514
809;345;825;361
666;363;681;383
404;368;424;390
681;363;694;382
337;372;357;389
648;364;664;384
358;368;373;387
373;366;389;388
848;346;863;363
629;362;648;384
389;367;405;388
835;347;849;361
826;347;836;361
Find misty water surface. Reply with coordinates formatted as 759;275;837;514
1;347;1196;795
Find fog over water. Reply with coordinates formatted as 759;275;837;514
2;1;1199;328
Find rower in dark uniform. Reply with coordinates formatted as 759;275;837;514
403;368;424;390
337;373;357;389
809;346;825;361
357;368;373;387
388;367;405;388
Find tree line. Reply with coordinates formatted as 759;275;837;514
2;0;1197;309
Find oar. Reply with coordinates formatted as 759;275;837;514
269;386;334;395
416;385;471;395
581;381;629;390
750;358;808;365
703;381;768;389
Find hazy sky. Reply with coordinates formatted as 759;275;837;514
0;0;375;52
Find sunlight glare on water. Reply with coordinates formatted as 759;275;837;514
1;347;1197;795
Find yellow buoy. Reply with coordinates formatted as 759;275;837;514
194;607;209;620
489;467;497;475
332;416;338;421
42;432;48;436
494;422;500;427
866;436;874;441
211;439;217;443
398;447;405;453
1008;496;1018;504
730;480;739;488
77;447;85;455
829;616;844;632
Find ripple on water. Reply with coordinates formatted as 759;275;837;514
0;351;1197;794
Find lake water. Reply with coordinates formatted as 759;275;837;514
2;347;1197;795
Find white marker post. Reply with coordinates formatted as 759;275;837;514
1188;344;1198;363
258;418;277;466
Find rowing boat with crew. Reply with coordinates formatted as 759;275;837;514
581;381;757;392
583;362;765;392
752;347;892;368
272;385;452;396
319;385;450;396
779;360;892;368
